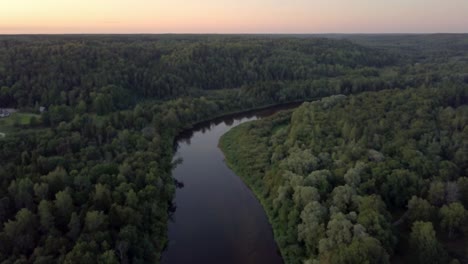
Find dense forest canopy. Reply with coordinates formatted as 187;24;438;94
0;35;394;108
220;86;468;264
341;34;468;58
0;34;467;263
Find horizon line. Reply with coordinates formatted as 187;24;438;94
1;32;468;36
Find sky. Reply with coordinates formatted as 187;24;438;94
0;0;467;34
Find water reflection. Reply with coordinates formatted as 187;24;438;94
174;179;185;189
162;102;302;264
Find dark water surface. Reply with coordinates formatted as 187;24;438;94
161;103;301;264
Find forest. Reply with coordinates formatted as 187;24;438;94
0;34;467;263
220;81;468;263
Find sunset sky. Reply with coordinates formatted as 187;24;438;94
1;0;467;34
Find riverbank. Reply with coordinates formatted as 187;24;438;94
162;104;294;264
219;116;291;262
174;99;307;142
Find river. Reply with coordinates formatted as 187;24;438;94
161;103;301;264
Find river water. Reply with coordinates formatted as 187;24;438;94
161;103;300;264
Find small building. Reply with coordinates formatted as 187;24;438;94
39;106;46;113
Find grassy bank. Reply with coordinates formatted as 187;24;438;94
0;112;41;136
219;111;293;262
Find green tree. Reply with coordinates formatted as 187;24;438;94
54;190;74;228
457;177;468;208
93;93;113;115
99;250;119;264
293;186;320;209
67;212;81;240
304;170;332;196
357;195;396;251
64;241;98;263
76;100;87;114
319;213;353;253
407;196;435;222
298;201;327;255
125;189;138;209
85;211;107;232
8;178;34;210
439;202;467;238
331;185;357;213
3;208;38;254
428;181;446;206
344;162;366;188
33;183;49;200
339;236;390;264
93;184;112;211
409;221;447;264
38;200;55;232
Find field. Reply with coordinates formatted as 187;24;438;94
0;112;41;137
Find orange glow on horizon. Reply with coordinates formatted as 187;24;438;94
1;0;467;34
